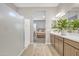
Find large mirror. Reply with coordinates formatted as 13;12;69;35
64;7;79;20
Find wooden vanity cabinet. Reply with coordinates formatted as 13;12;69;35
50;34;64;56
54;35;64;56
75;49;79;56
50;34;55;47
58;37;64;56
64;39;79;56
54;35;59;53
64;42;76;56
50;33;79;56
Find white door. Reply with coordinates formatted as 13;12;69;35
25;19;30;47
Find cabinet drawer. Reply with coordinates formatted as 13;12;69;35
64;38;79;49
64;42;77;56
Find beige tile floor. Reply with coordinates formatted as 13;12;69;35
21;43;59;56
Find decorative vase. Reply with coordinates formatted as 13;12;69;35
60;29;66;35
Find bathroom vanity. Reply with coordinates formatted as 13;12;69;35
50;32;79;56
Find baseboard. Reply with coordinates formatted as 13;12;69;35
18;43;30;56
18;47;26;56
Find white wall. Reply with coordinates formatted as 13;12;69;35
0;4;24;56
24;19;30;47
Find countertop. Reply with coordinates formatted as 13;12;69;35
50;31;79;42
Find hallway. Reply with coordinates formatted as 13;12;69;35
0;3;79;56
21;43;59;56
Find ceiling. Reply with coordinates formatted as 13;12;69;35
14;3;59;7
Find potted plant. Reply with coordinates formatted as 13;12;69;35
70;19;79;32
52;17;68;35
52;17;79;34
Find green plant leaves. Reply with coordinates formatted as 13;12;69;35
52;17;79;31
56;17;68;30
70;19;79;30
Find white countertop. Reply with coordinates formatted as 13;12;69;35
51;31;79;42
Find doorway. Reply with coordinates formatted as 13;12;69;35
32;10;46;43
33;20;46;43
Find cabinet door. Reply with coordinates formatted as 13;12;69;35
50;34;52;44
64;43;76;56
75;49;79;56
54;36;59;52
58;39;64;56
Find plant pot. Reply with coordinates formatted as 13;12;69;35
60;30;66;35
